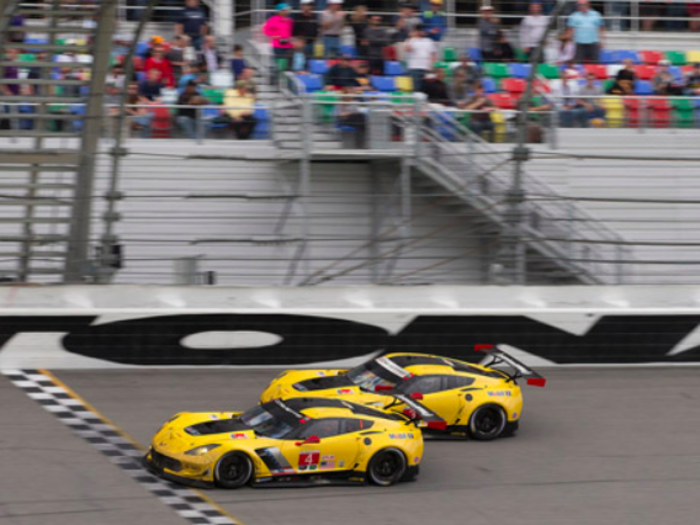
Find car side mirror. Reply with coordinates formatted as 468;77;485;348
409;392;424;401
295;435;321;446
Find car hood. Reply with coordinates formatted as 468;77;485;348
152;412;255;453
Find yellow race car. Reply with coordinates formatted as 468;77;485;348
144;397;423;489
260;345;546;441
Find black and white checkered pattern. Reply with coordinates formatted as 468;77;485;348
3;369;240;525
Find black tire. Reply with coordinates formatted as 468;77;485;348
367;448;407;487
214;452;253;489
469;404;507;441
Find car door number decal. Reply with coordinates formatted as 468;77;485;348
298;450;320;471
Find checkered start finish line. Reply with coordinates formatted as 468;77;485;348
2;369;241;525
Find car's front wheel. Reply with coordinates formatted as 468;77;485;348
214;452;253;489
367;448;406;487
469;404;507;441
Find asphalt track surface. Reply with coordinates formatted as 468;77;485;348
2;368;700;525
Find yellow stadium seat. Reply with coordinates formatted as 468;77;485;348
490;111;507;142
600;97;623;110
686;50;700;64
395;76;413;92
314;42;324;58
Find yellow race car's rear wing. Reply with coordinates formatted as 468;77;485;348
475;344;547;387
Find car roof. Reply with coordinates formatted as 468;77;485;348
277;397;404;422
383;352;507;379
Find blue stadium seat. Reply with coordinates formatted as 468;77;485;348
634;80;653;95
25;37;49;45
668;66;683;82
297;73;323;92
384;61;405;76
599;49;615;64
467;47;482;61
202;107;228;133
309;59;329;75
70;104;85;132
136;41;150;57
509;63;531;79
339;45;356;58
136;71;146;83
481;77;497;93
252;105;270;139
370;75;396;91
611;50;639;63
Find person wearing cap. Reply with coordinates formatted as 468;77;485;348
478;6;500;61
421;0;447;42
321;0;347;59
404;24;437;91
263;3;294;77
176;0;209;50
653;60;683;96
566;0;604;63
684;63;700;95
395;3;422;43
292;0;319;59
519;3;549;59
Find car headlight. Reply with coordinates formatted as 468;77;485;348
184;444;221;456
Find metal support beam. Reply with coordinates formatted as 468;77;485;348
63;0;118;282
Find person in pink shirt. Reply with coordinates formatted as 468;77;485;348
263;3;294;68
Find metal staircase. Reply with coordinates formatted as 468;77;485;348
0;0;116;282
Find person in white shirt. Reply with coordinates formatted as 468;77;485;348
404;25;436;91
520;2;549;58
552;72;587;127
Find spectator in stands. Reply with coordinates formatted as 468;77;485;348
607;58;636;95
223;84;257;139
453;54;480;88
291;38;308;73
690;2;700;31
566;0;603;63
640;0;661;32
422;69;450;105
491;30;515;62
176;0;209;50
365;15;391;75
293;0;320;58
167;35;191;84
395;2;421;44
198;35;222;74
552;71;588;127
324;54;359;90
145;46;175;87
653;60;684;95
235;67;257;95
142;35;165;60
555;32;575;65
178;63;199;90
478;6;501;61
458;82;495;141
0;48;20;97
352;62;374;92
105;64;126;107
350;5;369;60
422;0;447;42
321;0;347;59
520;2;549;59
138;68;164;101
8;13;24;43
125;82;154;138
450;68;472;104
263;3;294;81
577;72;606;126
231;45;248;79
176;80;209;139
684;63;700;95
404;25;437;92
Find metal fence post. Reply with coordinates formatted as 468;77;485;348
196;106;204;144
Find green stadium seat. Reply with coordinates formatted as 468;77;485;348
537;63;560;79
442;47;457;62
673;109;695;128
665;51;686;66
201;88;224;104
514;48;528;62
483;62;509;78
314;90;339;123
19;53;36;62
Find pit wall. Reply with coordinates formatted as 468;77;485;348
1;285;699;369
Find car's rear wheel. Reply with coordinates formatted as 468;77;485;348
214;452;253;489
367;448;406;487
469;404;507;441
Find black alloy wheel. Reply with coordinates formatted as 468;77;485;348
214;452;253;489
469;404;507;441
368;448;406;487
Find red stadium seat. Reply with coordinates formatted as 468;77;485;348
502;78;526;94
488;93;517;110
584;64;608;80
150;107;172;138
634;65;656;81
640;50;663;65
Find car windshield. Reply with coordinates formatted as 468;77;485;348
346;357;403;390
240;405;293;439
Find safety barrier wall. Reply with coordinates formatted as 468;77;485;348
1;285;700;369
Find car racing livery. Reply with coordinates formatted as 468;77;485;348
260;345;546;441
144;397;423;489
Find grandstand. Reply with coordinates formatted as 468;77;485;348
1;0;699;285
